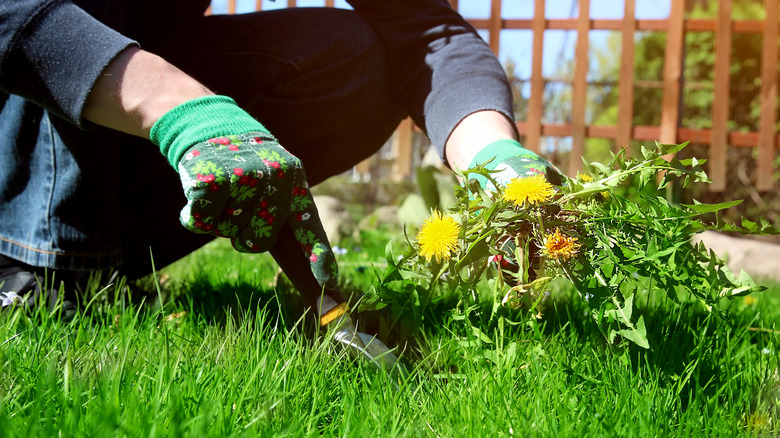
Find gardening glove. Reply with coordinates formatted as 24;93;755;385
150;96;337;288
467;139;563;283
467;139;563;191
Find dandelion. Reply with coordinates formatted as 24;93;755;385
578;173;593;182
503;174;555;207
417;210;460;263
542;229;581;261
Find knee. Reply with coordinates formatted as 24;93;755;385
289;8;384;77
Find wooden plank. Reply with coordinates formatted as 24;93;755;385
393;118;414;182
659;0;685;148
570;0;590;174
325;0;335;7
617;0;636;151
516;122;780;148
489;0;502;54
757;0;779;190
499;19;534;29
633;125;660;140
468;17;775;32
450;0;459;11
227;0;236;14
733;20;765;33
525;0;546;153
688;19;767;33
709;0;732;191
288;0;297;6
256;0;263;11
637;19;672;31
355;158;372;175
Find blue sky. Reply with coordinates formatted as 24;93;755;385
461;0;672;79
210;0;671;80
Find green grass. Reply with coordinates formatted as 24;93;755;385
1;234;778;437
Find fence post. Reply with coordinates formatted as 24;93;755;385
570;0;590;174
659;0;685;148
393;118;414;182
526;0;546;154
617;0;636;152
710;0;732;191
489;0;502;55
757;0;778;191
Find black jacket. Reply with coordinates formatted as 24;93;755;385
0;0;513;153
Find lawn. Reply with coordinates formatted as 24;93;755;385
1;231;778;437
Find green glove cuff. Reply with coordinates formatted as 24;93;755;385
467;139;541;170
150;95;268;167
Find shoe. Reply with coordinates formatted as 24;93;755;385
0;254;77;321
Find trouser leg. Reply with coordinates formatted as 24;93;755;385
0;94;123;272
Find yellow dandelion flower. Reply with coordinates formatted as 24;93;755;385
578;173;593;182
542;229;581;261
503;174;556;207
417;210;460;263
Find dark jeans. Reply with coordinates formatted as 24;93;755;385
0;8;406;279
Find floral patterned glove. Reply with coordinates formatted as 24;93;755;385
468;139;563;283
150;96;337;288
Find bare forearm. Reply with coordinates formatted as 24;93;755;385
444;110;517;170
83;46;213;138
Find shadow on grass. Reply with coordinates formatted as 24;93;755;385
540;286;776;412
71;264;775;418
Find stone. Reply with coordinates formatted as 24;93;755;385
313;195;353;244
357;205;401;231
692;231;780;282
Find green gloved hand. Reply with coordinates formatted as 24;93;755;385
468;139;563;284
150;96;337;288
468;139;563;191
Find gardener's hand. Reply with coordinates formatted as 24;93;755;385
467;139;564;284
150;96;337;288
467;139;564;191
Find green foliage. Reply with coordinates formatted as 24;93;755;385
388;142;777;351
1;241;778;436
587;0;780;227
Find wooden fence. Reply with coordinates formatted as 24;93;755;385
211;0;779;191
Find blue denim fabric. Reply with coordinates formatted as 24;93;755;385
0;94;123;271
0;8;406;278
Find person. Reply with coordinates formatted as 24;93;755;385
0;0;558;337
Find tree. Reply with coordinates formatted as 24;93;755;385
584;0;779;227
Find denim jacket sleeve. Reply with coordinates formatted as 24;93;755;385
347;0;516;160
0;0;137;126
